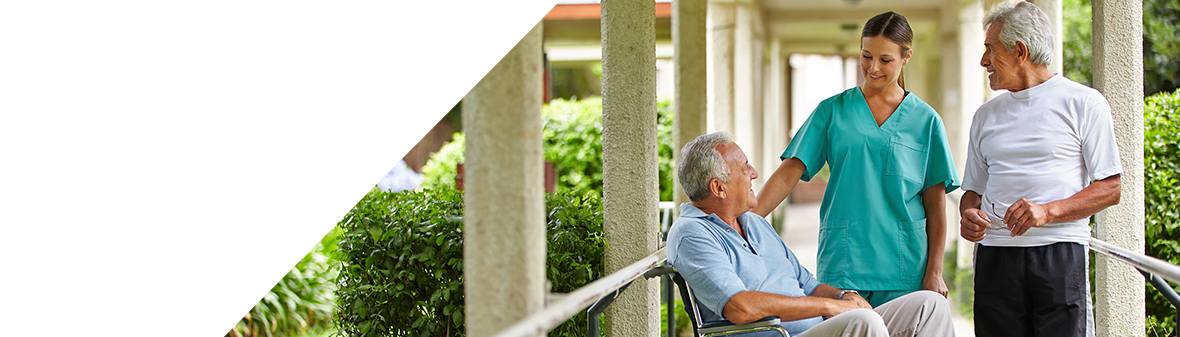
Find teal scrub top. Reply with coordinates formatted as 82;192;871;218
782;87;960;291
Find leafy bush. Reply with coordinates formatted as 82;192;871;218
335;188;465;337
419;133;465;192
1143;0;1180;96
545;191;608;337
228;229;340;337
1145;90;1180;336
334;188;607;337
656;99;675;202
419;97;676;200
660;300;692;337
1063;0;1092;87
1064;0;1180;95
543;98;606;194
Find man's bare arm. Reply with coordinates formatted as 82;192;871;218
1005;175;1121;236
722;287;865;325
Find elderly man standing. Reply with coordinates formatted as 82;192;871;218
959;2;1123;337
667;132;954;337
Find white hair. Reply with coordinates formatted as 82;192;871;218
678;132;734;202
984;1;1055;66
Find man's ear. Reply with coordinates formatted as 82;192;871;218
1014;41;1029;64
709;178;725;199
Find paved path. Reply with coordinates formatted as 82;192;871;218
780;202;975;337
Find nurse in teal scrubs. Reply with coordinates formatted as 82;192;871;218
753;12;960;308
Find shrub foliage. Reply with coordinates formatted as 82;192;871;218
335;189;465;337
1145;90;1180;336
419;133;465;192
334;188;606;336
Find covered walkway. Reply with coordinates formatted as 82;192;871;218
461;0;1147;336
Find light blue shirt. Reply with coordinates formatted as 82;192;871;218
668;203;822;336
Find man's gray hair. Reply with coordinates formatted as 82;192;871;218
678;132;735;202
984;1;1055;66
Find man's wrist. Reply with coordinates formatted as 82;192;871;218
838;289;859;300
1045;201;1061;223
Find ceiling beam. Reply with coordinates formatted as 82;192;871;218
766;7;940;23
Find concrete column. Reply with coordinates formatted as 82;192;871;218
462;22;545;337
763;39;784;186
734;3;760;187
1091;0;1144;335
601;0;660;336
940;0;965;171
959;0;986;147
1029;0;1064;74
707;1;736;134
940;0;974;274
764;39;787;230
752;34;765;188
673;0;708;214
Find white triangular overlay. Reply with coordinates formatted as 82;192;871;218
0;1;558;336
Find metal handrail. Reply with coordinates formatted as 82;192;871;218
1089;237;1180;283
1089;237;1180;330
489;247;667;337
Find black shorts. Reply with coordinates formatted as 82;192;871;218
974;242;1092;337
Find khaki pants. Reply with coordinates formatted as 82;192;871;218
795;291;955;337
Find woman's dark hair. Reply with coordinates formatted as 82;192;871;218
862;11;914;89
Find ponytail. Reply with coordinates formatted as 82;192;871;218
898;68;906;90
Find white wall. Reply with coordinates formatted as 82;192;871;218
789;54;851;137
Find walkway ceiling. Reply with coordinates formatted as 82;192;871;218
761;0;943;56
543;0;944;60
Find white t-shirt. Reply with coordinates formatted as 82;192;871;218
962;75;1123;247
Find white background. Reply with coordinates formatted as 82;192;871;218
0;1;557;335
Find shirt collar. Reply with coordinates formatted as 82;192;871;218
1011;73;1062;100
679;202;708;218
679;203;749;232
679;203;728;225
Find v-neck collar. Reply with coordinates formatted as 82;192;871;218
855;86;913;130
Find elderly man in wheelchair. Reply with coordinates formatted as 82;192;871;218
667;132;955;337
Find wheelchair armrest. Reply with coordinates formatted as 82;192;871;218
698;316;784;335
643;264;676;279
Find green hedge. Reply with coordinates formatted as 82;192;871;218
1145;90;1180;336
419;97;676;201
334;188;606;337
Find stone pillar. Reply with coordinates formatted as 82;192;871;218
753;36;764;188
674;0;708;214
734;3;760;187
941;0;966;177
941;0;975;275
763;39;784;185
601;0;660;336
959;0;986;143
1029;0;1064;74
1092;0;1144;335
462;22;545;337
764;39;787;230
707;0;736;134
